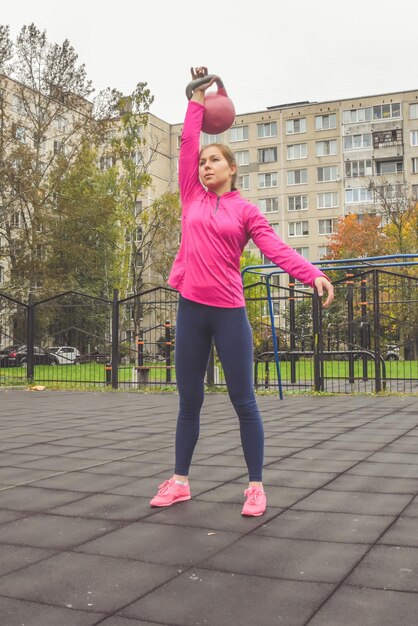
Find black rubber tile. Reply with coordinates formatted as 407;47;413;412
30;471;137;493
236;468;337;489
98;618;169;626
83;459;173;476
195;482;311;508
292;489;411;515
368;451;418;464
0;596;105;626
65;448;141;461
0;486;87;511
378;516;418;546
346;545;418;592
0;466;58;484
120;569;333;626
0;452;49;466
76;521;240;566
6;443;83;456
0;513;120;549
402;500;418;517
309;585;418;626
268;457;358;473
108;477;219;499
50;493;160;521
0;510;26;525
0;544;55;576
316;441;383;451
12;456;104;471
200;534;368;583
0;551;177;613
254;510;395;543
324;474;418;494
292;448;368;461
144;499;281;533
349;462;418;479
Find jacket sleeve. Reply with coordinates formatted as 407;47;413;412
178;100;204;209
244;204;328;288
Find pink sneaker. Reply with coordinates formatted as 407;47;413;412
150;478;191;507
241;486;266;517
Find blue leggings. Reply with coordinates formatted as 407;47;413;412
174;296;264;482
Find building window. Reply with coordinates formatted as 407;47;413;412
0;265;4;285
317;166;338;182
376;160;403;175
258;172;278;188
54;116;67;132
12;94;25;115
412;184;418;198
373;129;402;148
134;200;142;216
239;174;250;190
315;113;336;131
259;197;279;213
411;130;418;147
345;159;373;178
288;195;308;211
318;219;337;235
54;140;65;156
12;124;26;143
410;103;418;120
11;211;21;227
100;155;115;170
287;143;307;159
258;147;277;163
202;132;223;145
317;192;338;209
235;150;250;166
286;118;306;134
294;246;309;259
343;107;372;124
345;188;373;204
257;122;277;138
412;157;418;174
373;103;401;120
270;222;280;234
318;245;329;259
177;135;181;149
344;134;372;150
134;226;143;242
289;221;309;237
287;169;307;185
230;126;248;142
316;139;337;156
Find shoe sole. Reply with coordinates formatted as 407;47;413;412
241;510;266;517
150;495;191;508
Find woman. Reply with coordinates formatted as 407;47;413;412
150;67;334;516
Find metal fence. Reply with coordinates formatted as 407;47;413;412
1;257;417;395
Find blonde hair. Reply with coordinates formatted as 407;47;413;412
199;143;238;191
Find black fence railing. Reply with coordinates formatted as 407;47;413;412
0;261;417;395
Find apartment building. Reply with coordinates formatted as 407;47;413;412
169;88;418;276
1;75;417;292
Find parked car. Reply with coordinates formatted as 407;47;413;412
74;351;110;365
49;346;80;365
383;345;400;361
0;344;59;367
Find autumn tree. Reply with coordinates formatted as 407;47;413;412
326;213;386;260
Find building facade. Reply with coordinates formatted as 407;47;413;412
169;88;418;271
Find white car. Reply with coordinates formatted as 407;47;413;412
49;346;80;365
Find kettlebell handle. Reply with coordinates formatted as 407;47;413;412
185;74;226;100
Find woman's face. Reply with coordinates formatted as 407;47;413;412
199;146;236;195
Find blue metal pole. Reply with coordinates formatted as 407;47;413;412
265;274;283;400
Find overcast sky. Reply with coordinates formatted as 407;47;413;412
2;0;417;124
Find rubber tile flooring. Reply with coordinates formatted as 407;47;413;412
0;388;417;625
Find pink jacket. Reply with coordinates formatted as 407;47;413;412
168;100;327;308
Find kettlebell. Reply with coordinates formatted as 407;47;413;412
186;74;236;135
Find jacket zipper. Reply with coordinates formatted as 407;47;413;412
214;195;220;214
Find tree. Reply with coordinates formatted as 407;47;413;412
45;142;118;295
325;213;385;260
368;180;418;254
0;24;96;297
